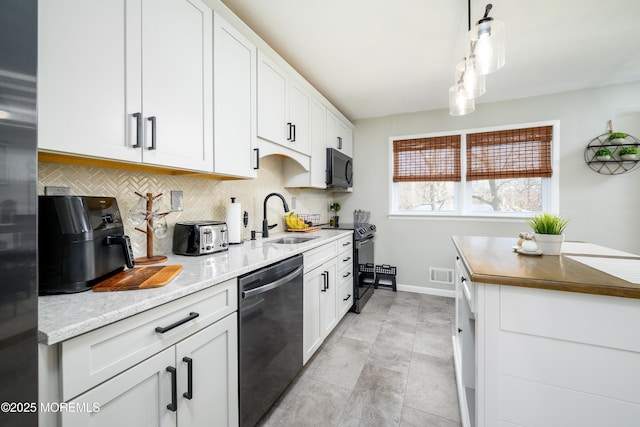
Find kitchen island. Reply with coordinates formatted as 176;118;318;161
452;236;640;427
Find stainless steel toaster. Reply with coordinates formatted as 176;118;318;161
172;221;229;256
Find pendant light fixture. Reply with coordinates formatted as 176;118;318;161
449;81;475;116
456;56;486;98
469;4;505;75
448;1;505;116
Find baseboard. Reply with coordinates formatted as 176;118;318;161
395;283;455;298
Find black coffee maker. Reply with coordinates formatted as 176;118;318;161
39;196;135;295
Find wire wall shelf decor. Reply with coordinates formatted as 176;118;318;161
584;132;640;175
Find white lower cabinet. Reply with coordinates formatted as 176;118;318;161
303;234;353;364
303;257;337;364
176;313;238;427
42;280;238;427
64;314;237;427
336;239;354;318
63;347;177;427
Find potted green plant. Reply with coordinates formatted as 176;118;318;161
526;212;569;255
618;146;639;161
594;148;612;161
607;132;627;144
329;202;341;227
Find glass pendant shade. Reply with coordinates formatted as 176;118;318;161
469;17;505;75
449;83;475;116
455;57;486;98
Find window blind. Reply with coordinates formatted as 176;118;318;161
466;126;553;181
393;135;461;182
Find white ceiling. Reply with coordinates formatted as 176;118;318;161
221;0;640;121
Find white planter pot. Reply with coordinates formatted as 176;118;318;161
534;233;564;255
620;154;638;161
608;137;626;145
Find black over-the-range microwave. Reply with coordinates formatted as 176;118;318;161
326;148;353;189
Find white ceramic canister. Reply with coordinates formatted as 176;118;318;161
227;197;242;244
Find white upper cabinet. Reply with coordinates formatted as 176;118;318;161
213;11;257;178
284;97;327;188
326;109;353;157
38;0;214;173
288;80;311;155
257;51;311;156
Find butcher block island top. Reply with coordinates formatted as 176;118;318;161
452;235;640;299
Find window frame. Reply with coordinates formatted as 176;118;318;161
388;120;560;219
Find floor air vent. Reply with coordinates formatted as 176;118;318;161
429;267;454;285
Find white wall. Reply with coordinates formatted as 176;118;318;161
335;81;640;292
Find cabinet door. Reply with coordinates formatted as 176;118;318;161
38;0;142;162
257;51;288;145
141;0;213;172
326;110;352;157
309;99;327;187
320;258;338;338
303;268;322;364
62;348;176;427
213;12;257;178
288;81;311;155
176;313;238;427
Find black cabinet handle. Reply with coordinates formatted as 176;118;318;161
342;256;351;262
461;277;466;283
148;116;157;150
342;271;351;278
320;272;327;292
133;112;142;148
458;328;463;333
343;294;352;302
155;312;199;333
287;122;292;141
325;271;330;289
338;136;342;150
254;148;260;170
342;241;351;247
292;124;296;142
182;357;193;400
166;366;177;411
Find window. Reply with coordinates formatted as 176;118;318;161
390;122;558;217
393;135;460;212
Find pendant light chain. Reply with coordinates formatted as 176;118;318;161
449;1;505;116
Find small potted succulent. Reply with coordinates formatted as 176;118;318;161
607;132;627;144
618;146;639;161
526;212;570;255
594;148;612;161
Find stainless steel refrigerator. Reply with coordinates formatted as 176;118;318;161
0;0;38;425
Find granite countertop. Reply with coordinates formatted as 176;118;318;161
39;229;352;345
452;235;640;299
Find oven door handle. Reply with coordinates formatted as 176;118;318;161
356;236;375;249
241;266;303;298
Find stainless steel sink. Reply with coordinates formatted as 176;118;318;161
267;236;317;245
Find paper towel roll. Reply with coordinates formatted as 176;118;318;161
227;197;242;244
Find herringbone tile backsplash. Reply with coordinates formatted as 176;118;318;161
38;156;333;257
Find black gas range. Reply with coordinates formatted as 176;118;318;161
322;222;376;313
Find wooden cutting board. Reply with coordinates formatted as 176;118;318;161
286;226;321;233
92;265;183;292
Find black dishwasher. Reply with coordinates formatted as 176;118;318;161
238;254;303;427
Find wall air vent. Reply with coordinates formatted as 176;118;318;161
429;267;454;285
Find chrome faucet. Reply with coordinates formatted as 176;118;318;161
262;193;290;238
